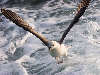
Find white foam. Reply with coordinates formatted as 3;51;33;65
0;62;28;75
87;21;100;45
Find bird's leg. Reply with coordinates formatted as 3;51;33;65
55;57;63;64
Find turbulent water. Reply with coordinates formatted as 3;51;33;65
0;0;100;75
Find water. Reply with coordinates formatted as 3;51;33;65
0;0;100;75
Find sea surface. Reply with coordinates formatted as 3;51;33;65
0;0;100;75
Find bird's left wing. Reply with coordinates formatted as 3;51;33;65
59;0;91;44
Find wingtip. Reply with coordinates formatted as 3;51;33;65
1;8;5;13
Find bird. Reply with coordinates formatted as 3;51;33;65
1;0;91;64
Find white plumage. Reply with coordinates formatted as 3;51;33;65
50;41;71;63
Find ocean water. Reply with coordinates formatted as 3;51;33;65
0;0;100;75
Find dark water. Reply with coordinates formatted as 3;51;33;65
0;0;100;75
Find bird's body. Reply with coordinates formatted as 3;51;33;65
50;41;71;63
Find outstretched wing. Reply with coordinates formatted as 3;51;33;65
1;8;50;48
59;0;91;44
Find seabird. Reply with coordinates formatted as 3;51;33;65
1;0;91;63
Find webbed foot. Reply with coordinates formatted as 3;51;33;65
55;57;63;64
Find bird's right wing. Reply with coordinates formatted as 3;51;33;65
1;8;50;48
59;0;91;44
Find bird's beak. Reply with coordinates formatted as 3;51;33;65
47;41;54;49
